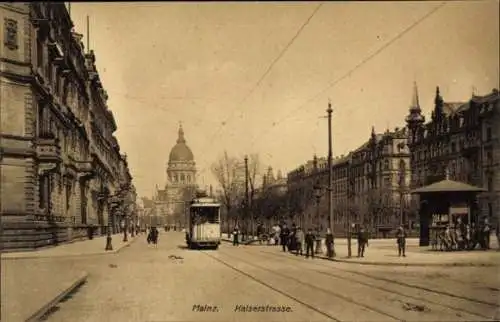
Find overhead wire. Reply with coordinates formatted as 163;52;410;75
193;3;324;181
247;1;447;150
201;3;324;149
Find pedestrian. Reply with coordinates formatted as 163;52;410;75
357;226;369;257
232;226;240;246
295;227;304;256
483;218;491;250
257;223;264;245
396;225;406;257
325;228;335;258
273;224;280;246
305;228;315;259
150;227;159;247
280;224;290;252
496;220;500;250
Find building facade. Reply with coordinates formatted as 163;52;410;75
286;125;412;237
406;86;500;225
0;3;134;250
153;124;197;228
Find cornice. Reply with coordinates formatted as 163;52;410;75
0;71;33;84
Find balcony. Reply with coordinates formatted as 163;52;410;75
36;138;62;164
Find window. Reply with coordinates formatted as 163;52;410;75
66;180;72;211
486;127;492;141
191;207;219;224
384;160;390;171
487;175;494;192
36;38;44;68
451;142;456;153
39;174;49;210
487;150;493;165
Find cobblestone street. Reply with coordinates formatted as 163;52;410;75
44;231;500;322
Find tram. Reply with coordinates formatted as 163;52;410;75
185;192;221;250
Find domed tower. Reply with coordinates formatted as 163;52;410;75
163;124;197;228
167;123;196;186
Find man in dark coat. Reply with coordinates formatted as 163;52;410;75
232;226;240;246
305;228;315;259
357;227;369;257
396;226;406;257
325;228;335;258
280;224;290;252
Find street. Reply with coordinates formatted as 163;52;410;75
45;231;500;322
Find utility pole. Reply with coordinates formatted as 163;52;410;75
244;155;250;240
347;162;353;258
327;101;334;236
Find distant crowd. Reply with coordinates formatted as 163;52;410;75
231;219;499;257
431;217;494;251
231;223;409;258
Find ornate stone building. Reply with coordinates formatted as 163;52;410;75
0;3;134;250
286;125;411;236
153;124;197;228
406;85;500;225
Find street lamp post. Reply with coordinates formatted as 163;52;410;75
313;181;324;254
327;101;334;236
347;162;354;258
123;214;128;242
244;155;250;240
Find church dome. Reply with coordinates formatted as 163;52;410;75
169;124;194;162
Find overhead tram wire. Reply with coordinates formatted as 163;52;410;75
202;3;324;148
248;1;447;150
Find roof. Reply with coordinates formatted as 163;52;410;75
442;102;464;116
169;124;194;162
411;179;486;194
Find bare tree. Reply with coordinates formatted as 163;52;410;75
246;153;263;234
211;151;246;233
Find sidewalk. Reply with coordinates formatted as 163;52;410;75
1;233;141;321
1;233;138;260
225;237;500;267
324;244;500;267
2;260;88;322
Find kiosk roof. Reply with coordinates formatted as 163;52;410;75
411;179;486;194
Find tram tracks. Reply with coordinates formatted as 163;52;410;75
253;248;498;320
202;251;343;322
256;248;499;307
205;248;496;321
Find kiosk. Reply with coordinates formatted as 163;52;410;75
411;176;485;247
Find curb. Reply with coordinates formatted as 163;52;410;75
1;237;138;261
328;256;497;267
237;243;499;268
25;272;89;322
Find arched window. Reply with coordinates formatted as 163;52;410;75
383;159;390;171
180;174;185;183
174;174;178;183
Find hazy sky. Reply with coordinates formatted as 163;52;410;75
70;1;499;199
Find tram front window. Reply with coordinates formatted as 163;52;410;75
191;207;219;224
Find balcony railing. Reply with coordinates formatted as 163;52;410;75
36;138;62;163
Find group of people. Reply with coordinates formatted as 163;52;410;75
277;224;336;259
231;222;410;259
432;218;492;251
